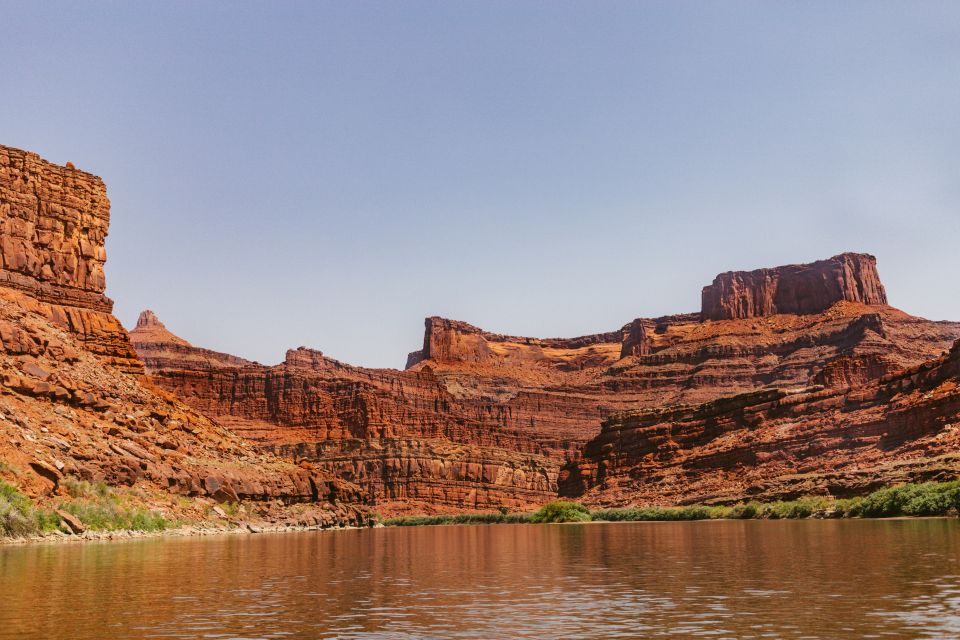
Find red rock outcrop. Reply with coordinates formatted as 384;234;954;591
0;145;140;372
0;145;368;528
136;252;959;513
560;338;960;506
701;253;888;320
130;309;253;371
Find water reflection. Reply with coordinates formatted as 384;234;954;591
1;520;959;638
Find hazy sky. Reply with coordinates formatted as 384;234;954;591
2;1;958;367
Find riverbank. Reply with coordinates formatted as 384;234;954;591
0;519;370;547
7;479;960;544
383;480;960;526
0;475;370;546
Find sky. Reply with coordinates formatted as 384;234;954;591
1;1;958;368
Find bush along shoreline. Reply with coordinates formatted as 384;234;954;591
1;477;172;539
381;481;960;527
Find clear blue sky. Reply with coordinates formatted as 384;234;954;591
2;1;958;367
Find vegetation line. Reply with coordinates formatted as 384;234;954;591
381;481;960;527
1;478;171;538
7;479;960;538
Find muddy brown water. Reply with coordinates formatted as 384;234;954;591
2;520;960;638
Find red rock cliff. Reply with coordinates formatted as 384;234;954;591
701;253;888;321
0;145;140;372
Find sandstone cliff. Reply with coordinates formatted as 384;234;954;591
130;309;254;371
15;142;952;518
136;334;562;514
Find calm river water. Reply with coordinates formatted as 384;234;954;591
2;520;960;638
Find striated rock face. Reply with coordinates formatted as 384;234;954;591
136;251;960;513
0;145;368;528
560;339;960;507
0;145;140;372
702;253;888;321
141;336;563;514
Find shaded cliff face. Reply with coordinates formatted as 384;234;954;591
136;252;959;513
560;339;960;507
701;253;888;321
0;145;366;527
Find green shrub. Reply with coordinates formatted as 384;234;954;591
384;512;533;527
727;503;759;519
756;499;824;520
62;476;111;500
856;486;910;517
853;482;960;518
591;505;721;522
0;481;41;537
384;481;960;528
35;509;63;533
127;509;170;532
59;499;171;532
531;501;592;523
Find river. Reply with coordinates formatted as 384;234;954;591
2;520;959;638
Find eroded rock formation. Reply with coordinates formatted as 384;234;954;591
131;309;253;371
136;338;563;514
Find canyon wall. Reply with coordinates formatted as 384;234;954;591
135;253;960;513
131;330;565;514
15;142;953;517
